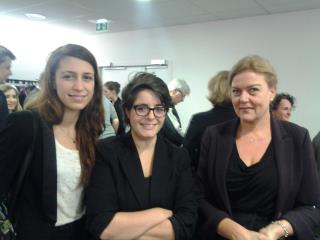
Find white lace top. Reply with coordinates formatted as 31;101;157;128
55;139;85;226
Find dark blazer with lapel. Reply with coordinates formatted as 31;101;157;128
0;90;9;131
86;133;198;240
183;104;236;171
0;111;61;239
196;117;320;240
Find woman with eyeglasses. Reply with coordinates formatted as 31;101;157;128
86;72;198;240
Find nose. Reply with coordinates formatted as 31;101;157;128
239;91;249;102
73;77;84;90
146;109;156;119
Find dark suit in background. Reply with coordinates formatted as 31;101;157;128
196;117;320;240
161;106;184;146
0;90;8;130
113;98;126;135
86;133;198;240
183;103;236;171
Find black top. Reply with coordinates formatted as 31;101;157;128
227;143;278;219
0;90;9;131
114;98;126;135
141;176;152;208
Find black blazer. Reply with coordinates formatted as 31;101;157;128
196;117;320;240
0;111;69;239
183;104;236;171
86;133;198;240
0;90;8;131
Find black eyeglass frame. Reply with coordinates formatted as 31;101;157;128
133;104;167;117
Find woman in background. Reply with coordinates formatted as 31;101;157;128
0;44;104;240
0;83;22;113
87;72;197;240
197;55;320;240
103;81;126;134
183;71;236;172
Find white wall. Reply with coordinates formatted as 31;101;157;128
88;9;320;138
1;9;319;137
0;16;93;80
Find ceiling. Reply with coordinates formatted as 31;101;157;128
1;0;320;35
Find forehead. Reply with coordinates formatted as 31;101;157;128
133;89;161;104
57;56;94;73
4;88;16;95
232;71;268;87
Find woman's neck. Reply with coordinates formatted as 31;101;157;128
131;133;157;153
238;115;271;138
59;110;79;128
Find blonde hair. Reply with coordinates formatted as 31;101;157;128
207;70;231;105
0;83;22;112
229;55;278;88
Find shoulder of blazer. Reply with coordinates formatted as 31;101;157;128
96;133;133;160
206;118;239;137
271;117;308;142
5;110;35;139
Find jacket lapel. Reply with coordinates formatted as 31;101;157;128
271;117;292;219
40;118;57;223
214;119;238;215
119;134;146;208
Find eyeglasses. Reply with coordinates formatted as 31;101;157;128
133;104;166;117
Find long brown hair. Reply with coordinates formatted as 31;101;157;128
25;44;104;185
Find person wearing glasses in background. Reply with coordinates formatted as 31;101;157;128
160;78;190;146
86;72;198;240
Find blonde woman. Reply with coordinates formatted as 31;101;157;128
0;84;22;113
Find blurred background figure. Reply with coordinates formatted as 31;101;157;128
23;72;44;107
184;71;236;172
161;78;190;146
103;81;126;135
0;83;22;113
271;92;295;121
0;45;16;130
100;96;119;139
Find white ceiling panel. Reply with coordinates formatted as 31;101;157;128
0;0;319;34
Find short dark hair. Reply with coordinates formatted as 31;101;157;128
121;72;171;123
271;93;295;110
0;45;16;64
104;81;121;94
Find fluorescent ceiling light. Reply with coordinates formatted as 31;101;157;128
25;13;46;20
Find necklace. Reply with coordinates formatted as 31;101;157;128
55;126;76;144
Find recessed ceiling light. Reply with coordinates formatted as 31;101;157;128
25;13;46;20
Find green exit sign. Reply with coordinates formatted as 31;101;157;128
96;19;108;32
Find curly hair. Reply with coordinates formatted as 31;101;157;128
271;93;295;110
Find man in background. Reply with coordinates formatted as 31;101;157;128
160;78;190;146
0;45;16;130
